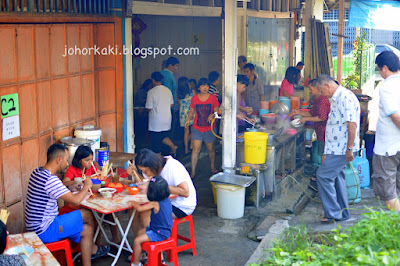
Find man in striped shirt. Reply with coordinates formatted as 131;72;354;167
25;144;109;265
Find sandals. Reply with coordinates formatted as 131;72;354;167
91;245;110;260
320;217;340;224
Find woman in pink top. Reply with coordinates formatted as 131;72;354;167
280;67;300;97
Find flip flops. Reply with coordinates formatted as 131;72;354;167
91;245;110;260
320;217;340;223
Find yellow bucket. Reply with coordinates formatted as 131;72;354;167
211;182;217;205
244;132;268;164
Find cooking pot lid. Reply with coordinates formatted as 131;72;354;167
60;137;94;145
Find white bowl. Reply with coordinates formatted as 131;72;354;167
98;188;116;198
290;118;303;128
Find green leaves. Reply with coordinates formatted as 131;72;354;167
258;209;400;265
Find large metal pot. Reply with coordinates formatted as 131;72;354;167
60;137;95;165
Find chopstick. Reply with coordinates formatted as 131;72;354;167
91;162;97;172
20;245;30;258
80;169;92;196
128;161;143;182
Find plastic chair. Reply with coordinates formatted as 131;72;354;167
131;237;178;266
45;239;73;266
170;214;197;255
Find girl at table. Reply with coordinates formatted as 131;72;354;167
129;176;173;266
127;148;196;238
61;145;120;245
63;145;100;188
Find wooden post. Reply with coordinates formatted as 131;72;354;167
222;0;237;173
337;0;344;83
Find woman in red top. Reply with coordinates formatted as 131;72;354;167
185;78;220;178
293;79;330;185
280;67;300;97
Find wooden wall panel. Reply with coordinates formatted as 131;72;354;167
95;24;115;69
54;127;70;142
16;27;35;83
0;27;17;85
50;25;67;77
35;26;51;79
7;201;24;234
39;133;53;167
3;144;22;205
37;81;53;133
51;78;69;128
21;139;39;199
80;24;94;73
67;25;80;75
99;113;116;151
81;73;96;120
68;76;82;124
19;83;38;138
98;69;116;113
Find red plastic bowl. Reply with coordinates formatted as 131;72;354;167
107;183;124;193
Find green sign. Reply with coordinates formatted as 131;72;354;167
1;93;19;118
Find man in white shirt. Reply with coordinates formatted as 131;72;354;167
146;72;177;156
372;51;400;211
316;74;360;223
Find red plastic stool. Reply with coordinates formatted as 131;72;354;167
169;214;197;256
131;237;178;266
45;239;73;266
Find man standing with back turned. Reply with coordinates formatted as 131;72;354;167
372;51;400;211
316;74;360;223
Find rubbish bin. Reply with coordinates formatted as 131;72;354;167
215;184;245;219
209;173;256;219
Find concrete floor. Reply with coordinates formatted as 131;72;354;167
79;143;266;266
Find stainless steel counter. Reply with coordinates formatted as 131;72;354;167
236;127;306;205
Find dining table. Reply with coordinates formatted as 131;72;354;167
80;189;148;266
4;232;60;266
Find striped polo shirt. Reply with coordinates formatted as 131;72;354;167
25;167;70;235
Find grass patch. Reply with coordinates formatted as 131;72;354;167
252;209;400;265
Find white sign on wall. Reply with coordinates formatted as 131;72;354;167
3;115;20;141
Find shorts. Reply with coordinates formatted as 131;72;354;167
149;131;170;154
317;141;325;156
38;210;83;244
146;226;170;242
192;128;215;143
172;206;187;218
372;152;400;201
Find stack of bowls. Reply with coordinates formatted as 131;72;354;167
261;113;277;125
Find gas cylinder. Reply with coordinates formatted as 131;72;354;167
352;148;370;189
344;162;361;204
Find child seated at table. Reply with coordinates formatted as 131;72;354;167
63;145;100;188
60;145;100;214
129;176;173;266
60;145;120;244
